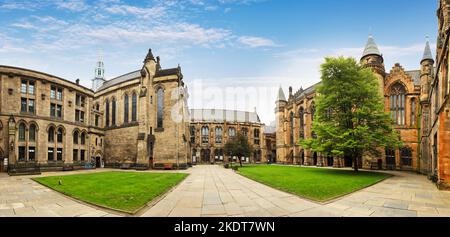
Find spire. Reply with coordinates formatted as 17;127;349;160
92;52;106;91
362;34;382;58
144;48;155;63
277;86;286;102
422;36;434;62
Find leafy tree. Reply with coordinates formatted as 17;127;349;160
301;57;402;171
224;132;254;167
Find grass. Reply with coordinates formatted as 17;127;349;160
33;171;188;213
238;165;390;202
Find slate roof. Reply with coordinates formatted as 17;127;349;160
362;35;382;58
96;67;181;92
422;41;434;62
190;109;261;123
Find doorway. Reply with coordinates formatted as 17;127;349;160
313;152;318;166
327;156;334;167
95;157;101;168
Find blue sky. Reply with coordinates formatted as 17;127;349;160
0;0;438;124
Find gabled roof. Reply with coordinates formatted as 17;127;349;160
362;35;382;58
190;109;261;123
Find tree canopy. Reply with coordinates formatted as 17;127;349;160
224;132;254;167
301;57;402;171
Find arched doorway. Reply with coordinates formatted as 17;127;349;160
313;152;318;166
201;149;211;164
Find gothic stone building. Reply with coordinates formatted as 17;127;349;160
0;49;190;173
189;109;268;164
421;0;450;189
276;35;433;173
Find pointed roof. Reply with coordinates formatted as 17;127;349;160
362;35;382;58
144;49;155;63
277;87;286;101
422;39;434;62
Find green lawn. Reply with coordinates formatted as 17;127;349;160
33;171;188;213
238;165;390;202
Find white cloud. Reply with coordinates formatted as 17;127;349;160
238;36;277;48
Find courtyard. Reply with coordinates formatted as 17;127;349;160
1;165;450;217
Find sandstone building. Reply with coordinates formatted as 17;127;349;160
421;0;450;189
276;36;432;172
0;49;190;173
189;109;268;164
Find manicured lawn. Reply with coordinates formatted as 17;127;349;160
238;165;390;202
33;171;188;213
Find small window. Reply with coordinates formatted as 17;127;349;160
18;146;26;161
73;149;78;161
28;147;35;161
57;148;63;161
48;147;54;161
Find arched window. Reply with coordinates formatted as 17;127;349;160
81;132;86;145
411;98;416;126
299;107;305;139
157;88;164;128
57;128;63;143
29;124;36;142
124;94;129;124
48;127;55;142
215;127;223;144
310;104;317;139
400;147;413;167
254;128;260;145
111;98;116;126
290;112;294;145
132;93;137;122
105;99;110;127
190;126;196;143
201;126;209;144
18;123;26;141
73;131;79;144
95;103;100;111
229;127;236;137
390;83;406;125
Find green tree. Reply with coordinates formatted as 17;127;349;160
301;57;402;171
224;132;254;167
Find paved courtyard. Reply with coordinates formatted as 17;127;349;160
1;165;450;217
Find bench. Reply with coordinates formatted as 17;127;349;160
120;163;132;170
62;165;74;171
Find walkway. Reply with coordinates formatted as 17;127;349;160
1;166;450;217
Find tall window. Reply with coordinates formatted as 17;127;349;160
57;128;64;143
50;103;62;119
390;83;406;125
29;124;36;142
132;93;137;122
202;126;209;144
73;131;79;144
21;80;35;95
400;147;413;167
105;99;110;127
111;98;116;126
311;104;317;139
18;123;26;141
242;128;249;138
299;107;305;139
48;127;55;142
254;129;260;145
81;132;86;145
290;112;294;145
157;88;164;128
190;126;196;143
50;86;63;100
411;98;416;126
435;81;439;114
228;127;236;137
215;127;223;144
124;94;129;124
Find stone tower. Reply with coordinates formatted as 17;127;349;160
92;54;106;91
420;38;434;103
275;87;287;163
360;35;386;98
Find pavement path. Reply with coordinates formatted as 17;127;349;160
1;165;450;217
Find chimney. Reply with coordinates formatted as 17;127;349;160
76;79;80;85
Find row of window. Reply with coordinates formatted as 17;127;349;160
18;123;88;145
104;93;138;127
18;147;86;162
190;126;260;144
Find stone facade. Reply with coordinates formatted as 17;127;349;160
276;36;429;172
421;0;450;189
0;49;190;171
189;109;266;164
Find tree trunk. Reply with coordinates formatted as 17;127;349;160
353;155;359;172
239;157;243;167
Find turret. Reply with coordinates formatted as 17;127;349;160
143;48;157;76
360;35;386;98
276;86;287;111
420;38;435;103
91;54;106;91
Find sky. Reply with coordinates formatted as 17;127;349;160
0;0;439;125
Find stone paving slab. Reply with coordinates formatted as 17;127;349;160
1;166;450;217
